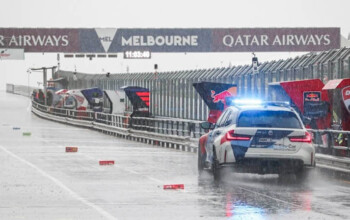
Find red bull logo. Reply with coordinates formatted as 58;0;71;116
304;91;320;102
211;87;237;104
306;93;318;98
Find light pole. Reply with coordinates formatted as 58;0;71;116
27;69;31;97
252;53;259;96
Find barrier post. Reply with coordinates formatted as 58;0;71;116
176;121;179;136
182;122;185;136
187;122;191;137
171;121;174;135
347;133;350;157
328;132;335;156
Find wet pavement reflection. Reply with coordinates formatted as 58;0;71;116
1;92;350;220
197;169;350;219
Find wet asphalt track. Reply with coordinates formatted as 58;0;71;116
1;91;350;220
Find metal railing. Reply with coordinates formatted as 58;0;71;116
32;100;206;139
32;101;95;121
128;116;204;138
95;112;130;128
308;129;350;157
31;100;201;152
94;113;205;138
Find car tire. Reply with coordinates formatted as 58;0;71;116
212;146;221;181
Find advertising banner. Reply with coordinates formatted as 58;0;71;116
0;28;341;53
0;28;80;52
303;91;321;104
212;28;340;52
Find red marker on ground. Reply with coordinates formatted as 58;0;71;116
66;147;78;152
163;184;184;190
99;160;115;165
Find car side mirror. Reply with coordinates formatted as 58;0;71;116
302;116;312;125
200;122;214;130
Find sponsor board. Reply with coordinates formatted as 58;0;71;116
342;86;350;113
303;91;321;103
0;28;341;53
212;28;340;52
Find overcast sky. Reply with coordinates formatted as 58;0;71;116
0;0;349;90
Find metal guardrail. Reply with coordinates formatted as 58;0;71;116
307;129;350;172
32;101;206;139
32;102;95;121
308;129;350;157
94;112;206;138
31;101;201;152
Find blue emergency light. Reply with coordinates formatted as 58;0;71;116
226;97;290;108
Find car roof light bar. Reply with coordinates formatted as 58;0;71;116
263;101;290;108
227;98;290;108
233;99;263;105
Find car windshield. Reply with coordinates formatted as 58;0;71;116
237;110;302;128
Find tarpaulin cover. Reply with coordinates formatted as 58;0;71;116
121;86;150;110
323;78;350;90
81;87;104;105
193;82;237;110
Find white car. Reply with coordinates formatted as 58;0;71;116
198;100;315;181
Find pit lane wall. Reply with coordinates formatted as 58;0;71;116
30;99;350;174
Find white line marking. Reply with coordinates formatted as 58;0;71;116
0;145;118;220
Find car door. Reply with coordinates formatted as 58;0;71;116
212;110;235;160
212;109;232;141
205;108;231;163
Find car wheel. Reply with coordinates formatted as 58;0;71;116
212;146;221;181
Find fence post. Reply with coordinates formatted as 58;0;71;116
187;122;191;137
182;122;185;136
171;121;174;135
327;132;335;155
176;121;179;136
347;133;350;157
166;120;169;135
